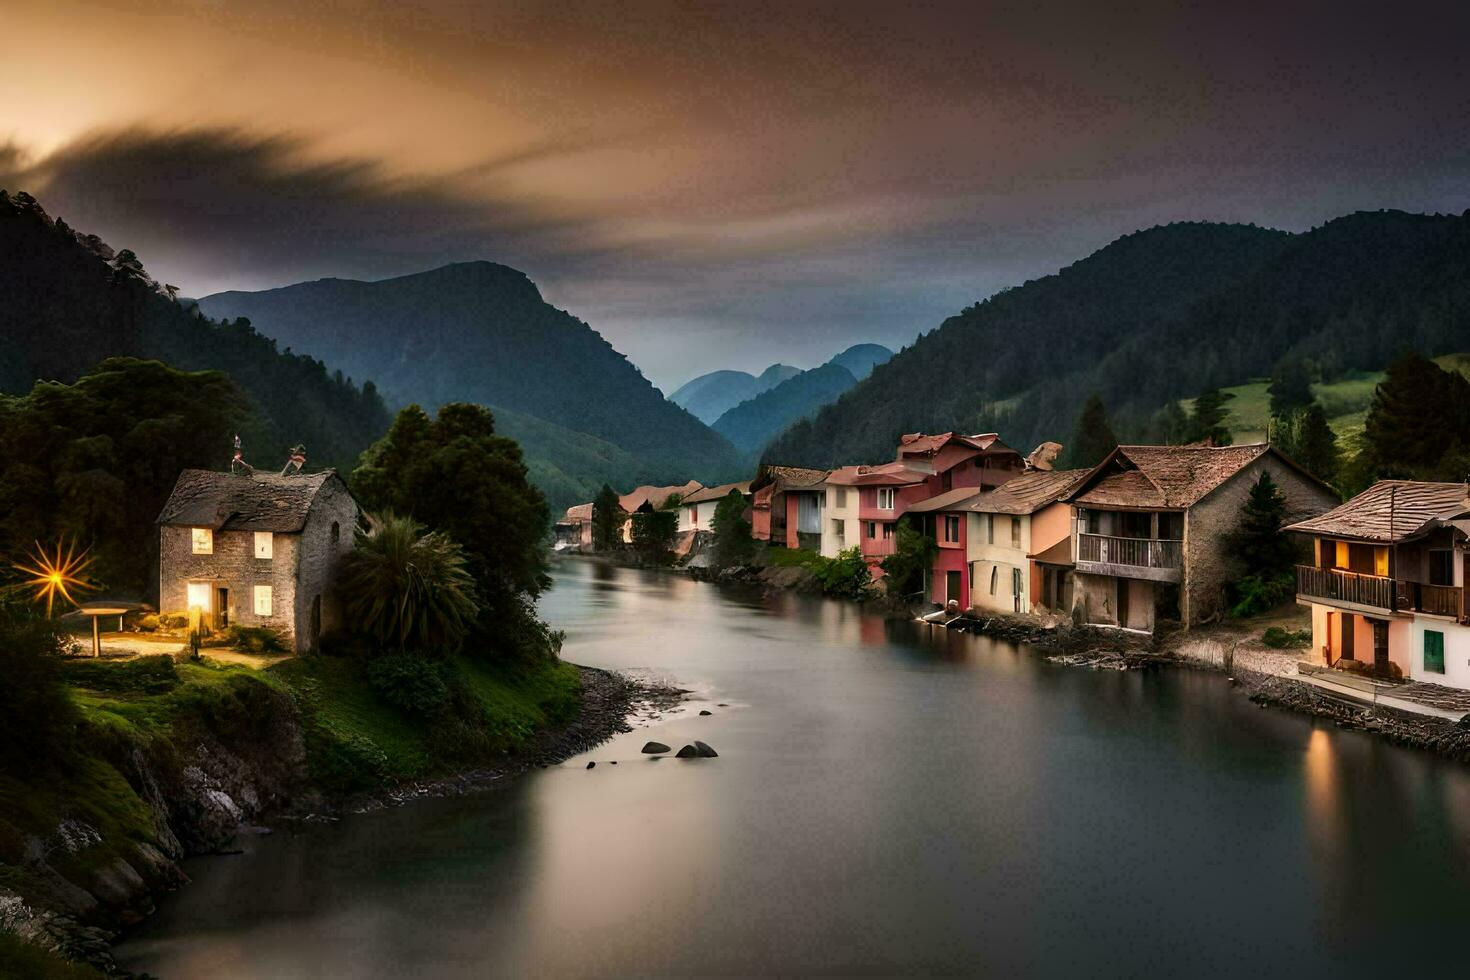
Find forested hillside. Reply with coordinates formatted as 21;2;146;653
0;191;389;472
670;363;800;423
766;212;1470;467
200;262;745;506
714;363;857;454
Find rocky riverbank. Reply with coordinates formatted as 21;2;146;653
1;663;662;977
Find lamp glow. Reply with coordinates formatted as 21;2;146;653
12;539;97;617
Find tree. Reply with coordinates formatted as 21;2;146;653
1069;394;1118;468
1147;400;1191;445
352;403;549;600
591;484;625;552
1267;358;1315;417
711;490;754;567
1187;388;1234;446
879;518;938;599
630;507;678;565
0;600;79;771
1275;403;1339;484
813;547;872;600
1361;351;1470;480
336;513;480;654
1226;472;1298;616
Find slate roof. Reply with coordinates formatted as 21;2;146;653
619;481;702;513
682;480;753;505
1284;480;1470;543
897;431;1004;458
157;469;341;532
1068;444;1282;510
966;469;1089;515
904;487;982;513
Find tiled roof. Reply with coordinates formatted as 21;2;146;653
897;432;1003;458
964;469;1089;515
904;487;983;513
1070;444;1275;510
681;480;753;505
619;481;702;512
753;465;829;491
1284;480;1469;543
157;469;342;532
826;461;929;486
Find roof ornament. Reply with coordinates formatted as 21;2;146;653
1026;441;1062;471
230;433;255;477
280;444;307;477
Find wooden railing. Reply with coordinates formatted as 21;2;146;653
1077;533;1181;569
862;536;897;557
1395;580;1465;618
1296;565;1395;610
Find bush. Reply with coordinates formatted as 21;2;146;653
158;612;189;629
136;613;160;632
813;547;872;600
0;603;81;769
366;654;452;716
1230;572;1296;618
1262;626;1311;649
217;625;288;654
60;654;179;694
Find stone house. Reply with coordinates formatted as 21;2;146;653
1064;444;1338;631
156;468;360;653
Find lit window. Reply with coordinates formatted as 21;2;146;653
877;488;896;510
191;527;213;554
254;531;273;559
253;585;273;617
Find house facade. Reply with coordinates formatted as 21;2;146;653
679;481;752;532
1064;444;1338;632
157;468;359;654
1286;481;1470;689
750;465;829;549
621;481;702;542
553;502;594;551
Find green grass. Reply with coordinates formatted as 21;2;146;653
0;933;102;979
765;547;823;569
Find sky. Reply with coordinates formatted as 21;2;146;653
3;1;1469;393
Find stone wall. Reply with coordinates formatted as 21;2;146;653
292;477;359;653
158;525;301;641
1182;455;1338;625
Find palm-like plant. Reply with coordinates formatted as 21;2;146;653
337;512;480;654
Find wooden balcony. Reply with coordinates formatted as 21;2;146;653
861;536;897;558
1296;565;1467;620
1075;533;1182;583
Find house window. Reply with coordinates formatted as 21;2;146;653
877;488;896;510
253;585;273;617
191;527;213;554
989;565;998;595
943;515;960;543
1012;567;1023;597
1335;540;1350;569
832;518;845;541
1425;630;1445;673
186;581;211;612
941;470;953;492
987;514;995;544
1010;517;1021;549
865;521;877;539
1429;550;1454;587
254;531;274;559
1157;512;1184;541
835;487;848;508
882;523;895;540
331;521;341;544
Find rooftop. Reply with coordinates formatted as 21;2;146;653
619;481;702;513
157;469;343;532
752;465;829;491
1285;480;1470;543
682;480;753;504
1069;444;1282;510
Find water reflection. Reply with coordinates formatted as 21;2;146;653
119;559;1470;978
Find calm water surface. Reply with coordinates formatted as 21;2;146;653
119;559;1470;977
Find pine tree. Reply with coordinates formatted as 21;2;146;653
1227;472;1298;616
711;490;754;567
1069;393;1118;467
1267;357;1315;417
591;484;625;552
1188;388;1233;446
1362;351;1470;478
1277;403;1338;484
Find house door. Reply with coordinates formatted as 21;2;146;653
1340;613;1355;660
215;587;229;629
946;570;962;607
1371;620;1389;675
1116;579;1130;627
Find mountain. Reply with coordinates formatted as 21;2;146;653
765;211;1470;467
711;344;892;455
198;262;746;507
0;190;390;473
828;343;893;381
669;363;800;423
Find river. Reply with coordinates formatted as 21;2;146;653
118;559;1470;977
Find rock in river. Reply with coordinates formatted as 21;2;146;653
694;741;718;758
641;741;671;754
699;709;712;716
675;744;700;758
586;762;596;769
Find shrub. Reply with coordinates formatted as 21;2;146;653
1230;572;1296;618
813;547;872;600
367;654;452;716
1262;626;1311;649
0;602;80;769
61;654;179;694
158;612;189;629
136;613;161;632
218;625;288;654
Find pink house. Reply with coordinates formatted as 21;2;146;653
750;465;830;549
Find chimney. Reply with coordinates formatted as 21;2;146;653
280;444;307;477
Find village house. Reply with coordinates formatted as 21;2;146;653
1063;444;1338;631
1286;481;1470;690
908;468;1087;612
619;481;702;543
820;433;1026;575
156;468;359;653
749;465;829;550
678;481;753;533
553;502;594;551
